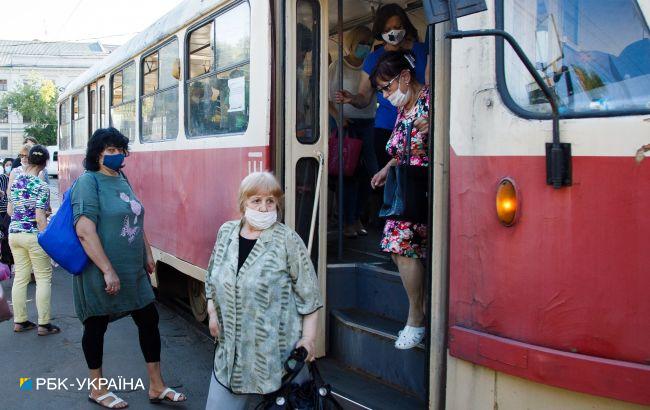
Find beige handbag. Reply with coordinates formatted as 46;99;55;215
0;285;12;322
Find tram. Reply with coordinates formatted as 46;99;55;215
57;0;650;409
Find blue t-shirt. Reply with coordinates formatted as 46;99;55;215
362;41;428;130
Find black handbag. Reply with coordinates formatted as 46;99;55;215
379;120;429;223
256;347;343;410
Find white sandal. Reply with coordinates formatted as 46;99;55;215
149;387;187;403
395;326;425;350
88;392;128;408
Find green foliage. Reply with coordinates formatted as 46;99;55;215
0;74;59;146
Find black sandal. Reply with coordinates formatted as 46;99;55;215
37;323;61;336
14;321;37;332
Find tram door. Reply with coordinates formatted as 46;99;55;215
281;0;329;356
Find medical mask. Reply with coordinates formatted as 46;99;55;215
20;157;27;167
386;77;411;107
245;207;277;230
354;44;371;60
4;166;11;174
382;29;406;45
103;153;125;171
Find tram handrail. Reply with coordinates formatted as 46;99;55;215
308;151;324;255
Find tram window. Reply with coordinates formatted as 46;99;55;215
295;0;320;144
188;22;214;79
59;99;70;150
141;39;180;142
100;85;105;127
186;2;250;138
89;82;97;134
111;63;136;141
71;91;88;148
504;0;650;116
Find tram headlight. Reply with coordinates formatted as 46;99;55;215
496;178;519;226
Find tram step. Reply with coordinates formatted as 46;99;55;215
327;264;409;323
317;357;426;410
330;308;426;400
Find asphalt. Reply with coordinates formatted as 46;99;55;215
0;178;215;410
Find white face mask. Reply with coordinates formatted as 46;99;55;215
245;207;277;230
382;29;406;45
386;76;411;107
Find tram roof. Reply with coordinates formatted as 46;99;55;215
59;0;226;102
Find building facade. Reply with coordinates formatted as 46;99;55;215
0;40;115;159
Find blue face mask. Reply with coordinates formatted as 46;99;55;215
354;44;371;60
103;153;125;171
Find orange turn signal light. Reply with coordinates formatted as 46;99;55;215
496;178;519;226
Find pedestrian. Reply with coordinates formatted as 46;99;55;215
204;172;323;410
73;128;187;409
9;145;59;335
369;51;430;350
0;158;14;268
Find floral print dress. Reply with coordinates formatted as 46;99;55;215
380;85;430;259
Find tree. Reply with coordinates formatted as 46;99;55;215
0;74;59;146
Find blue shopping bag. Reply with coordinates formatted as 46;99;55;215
37;180;88;275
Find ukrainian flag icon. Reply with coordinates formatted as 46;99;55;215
20;378;32;391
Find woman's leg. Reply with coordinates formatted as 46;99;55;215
131;302;186;402
205;372;253;410
10;233;32;325
392;254;425;327
25;234;52;326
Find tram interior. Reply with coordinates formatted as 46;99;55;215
310;1;431;408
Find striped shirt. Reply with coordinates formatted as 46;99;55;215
0;174;8;213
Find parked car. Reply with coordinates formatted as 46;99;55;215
46;145;58;177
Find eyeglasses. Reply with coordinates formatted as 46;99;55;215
17;154;26;158
376;73;400;93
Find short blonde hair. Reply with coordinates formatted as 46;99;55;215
238;172;284;216
19;142;33;156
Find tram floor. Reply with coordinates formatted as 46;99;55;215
0;267;213;410
327;225;397;272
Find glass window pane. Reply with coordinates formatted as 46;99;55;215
59;100;70;150
159;40;180;89
143;52;159;95
504;0;650;115
111;101;136;141
122;64;136;102
112;72;123;106
90;89;97;133
214;3;250;70
72;91;87;148
296;0;320;143
187;65;249;137
295;158;320;265
141;88;179;142
188;22;214;79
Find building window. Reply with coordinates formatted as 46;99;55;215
111;63;136;141
186;2;250;138
141;39;180;142
22;113;32;124
0;107;7;124
0;80;6;91
0;136;7;151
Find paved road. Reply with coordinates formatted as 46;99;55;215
0;266;214;409
49;177;60;213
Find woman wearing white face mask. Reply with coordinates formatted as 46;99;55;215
368;51;430;350
334;3;429;170
204;172;322;410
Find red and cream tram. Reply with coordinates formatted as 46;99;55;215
57;0;650;409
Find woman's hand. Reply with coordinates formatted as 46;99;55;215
413;117;429;135
103;271;121;295
208;314;221;339
371;166;390;189
296;337;316;362
333;90;354;104
145;254;155;274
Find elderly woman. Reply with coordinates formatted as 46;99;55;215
73;128;186;409
205;172;322;410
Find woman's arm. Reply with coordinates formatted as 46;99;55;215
75;216;121;295
207;299;220;339
143;231;155;274
35;209;47;231
296;310;319;361
334;72;375;109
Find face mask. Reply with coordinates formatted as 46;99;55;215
382;29;406;46
354;44;371;60
103;153;125;171
245;207;277;230
4;166;11;174
386;76;411;107
20;157;27;167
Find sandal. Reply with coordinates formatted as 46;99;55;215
37;323;61;336
149;387;187;403
14;321;37;332
88;392;128;408
394;325;425;350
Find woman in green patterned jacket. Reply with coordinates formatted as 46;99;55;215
204;172;323;410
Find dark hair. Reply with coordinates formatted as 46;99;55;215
371;3;419;42
84;127;130;171
28;145;50;167
369;50;417;89
3;158;14;167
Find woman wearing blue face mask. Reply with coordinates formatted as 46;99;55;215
329;25;376;238
72;128;187;408
0;158;14;268
334;3;429;171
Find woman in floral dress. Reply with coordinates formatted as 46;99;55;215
370;50;430;350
